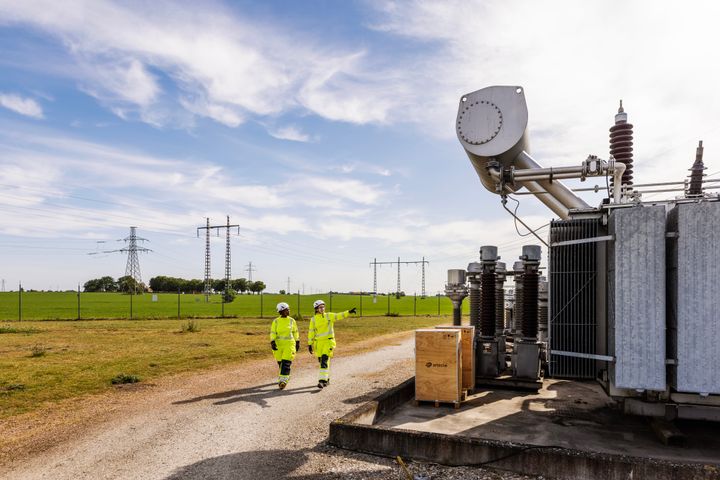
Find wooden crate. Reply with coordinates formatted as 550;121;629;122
415;329;462;405
435;325;476;392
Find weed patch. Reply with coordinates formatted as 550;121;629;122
179;320;200;333
0;383;26;393
29;345;48;357
0;325;39;334
111;373;139;385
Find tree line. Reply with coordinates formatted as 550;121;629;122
83;276;266;294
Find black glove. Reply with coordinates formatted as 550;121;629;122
270;340;277;351
349;307;357;314
308;345;314;354
295;341;300;351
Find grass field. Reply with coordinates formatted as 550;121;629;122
0;291;465;321
0;315;448;418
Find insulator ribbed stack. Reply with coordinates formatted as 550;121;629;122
480;272;496;336
469;282;481;329
522;271;539;339
687;140;706;197
610;101;634;186
495;284;505;335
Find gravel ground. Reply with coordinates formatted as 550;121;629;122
1;333;542;480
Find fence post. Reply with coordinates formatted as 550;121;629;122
221;296;225;318
414;293;417;317
297;290;300;317
359;293;363;318
130;292;133;320
77;283;81;321
260;292;263;318
177;288;181;319
437;294;440;316
386;294;390;316
18;282;22;322
329;291;332;311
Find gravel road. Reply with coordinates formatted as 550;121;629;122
2;334;540;480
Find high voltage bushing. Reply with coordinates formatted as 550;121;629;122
512;261;524;336
495;262;506;336
479;246;498;338
467;262;482;330
445;269;468;326
520;245;542;340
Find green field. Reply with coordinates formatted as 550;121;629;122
0;291;465;321
0;315;447;418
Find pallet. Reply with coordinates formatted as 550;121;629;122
414;399;461;409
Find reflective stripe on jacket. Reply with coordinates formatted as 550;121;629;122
270;316;298;342
308;311;349;344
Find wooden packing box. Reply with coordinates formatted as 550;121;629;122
435;325;475;391
415;328;462;405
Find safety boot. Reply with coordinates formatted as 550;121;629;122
278;381;287;390
317;380;327;389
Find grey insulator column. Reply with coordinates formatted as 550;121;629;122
467;262;482;330
479;246;498;338
495;262;506;336
512;261;524;337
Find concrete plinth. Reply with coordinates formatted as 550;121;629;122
329;378;720;480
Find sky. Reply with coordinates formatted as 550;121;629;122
1;0;720;294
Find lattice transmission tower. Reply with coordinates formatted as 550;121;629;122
197;216;239;302
88;227;152;294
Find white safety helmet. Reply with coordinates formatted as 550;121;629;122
276;302;290;313
313;299;325;309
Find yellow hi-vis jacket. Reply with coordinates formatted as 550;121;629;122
308;310;350;358
270;316;299;362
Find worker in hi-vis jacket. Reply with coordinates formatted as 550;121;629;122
270;302;299;389
307;299;356;388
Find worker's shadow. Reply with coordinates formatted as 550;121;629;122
173;382;320;409
164;447;398;480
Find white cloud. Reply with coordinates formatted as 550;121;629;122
0;93;44;118
0;1;403;127
298;175;385;205
268;125;312;142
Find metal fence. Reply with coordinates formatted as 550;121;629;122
0;290;459;321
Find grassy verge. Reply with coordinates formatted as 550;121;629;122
0;315;446;418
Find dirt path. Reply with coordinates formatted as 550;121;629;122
1;332;537;480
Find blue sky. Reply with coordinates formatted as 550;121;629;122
1;0;720;293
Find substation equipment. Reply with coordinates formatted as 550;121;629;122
445;85;720;421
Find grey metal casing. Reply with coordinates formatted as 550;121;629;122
608;206;666;391
667;201;720;395
447;269;467;285
456;86;528;194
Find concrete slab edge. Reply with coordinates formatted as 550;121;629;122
329;378;720;480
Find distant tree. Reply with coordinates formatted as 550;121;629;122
279;289;286;295
249;281;266;294
212;279;226;293
118;276;145;294
83;276;118;292
223;289;237;303
231;278;248;293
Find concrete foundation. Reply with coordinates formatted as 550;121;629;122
329;378;720;479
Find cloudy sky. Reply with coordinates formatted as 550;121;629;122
1;0;719;293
